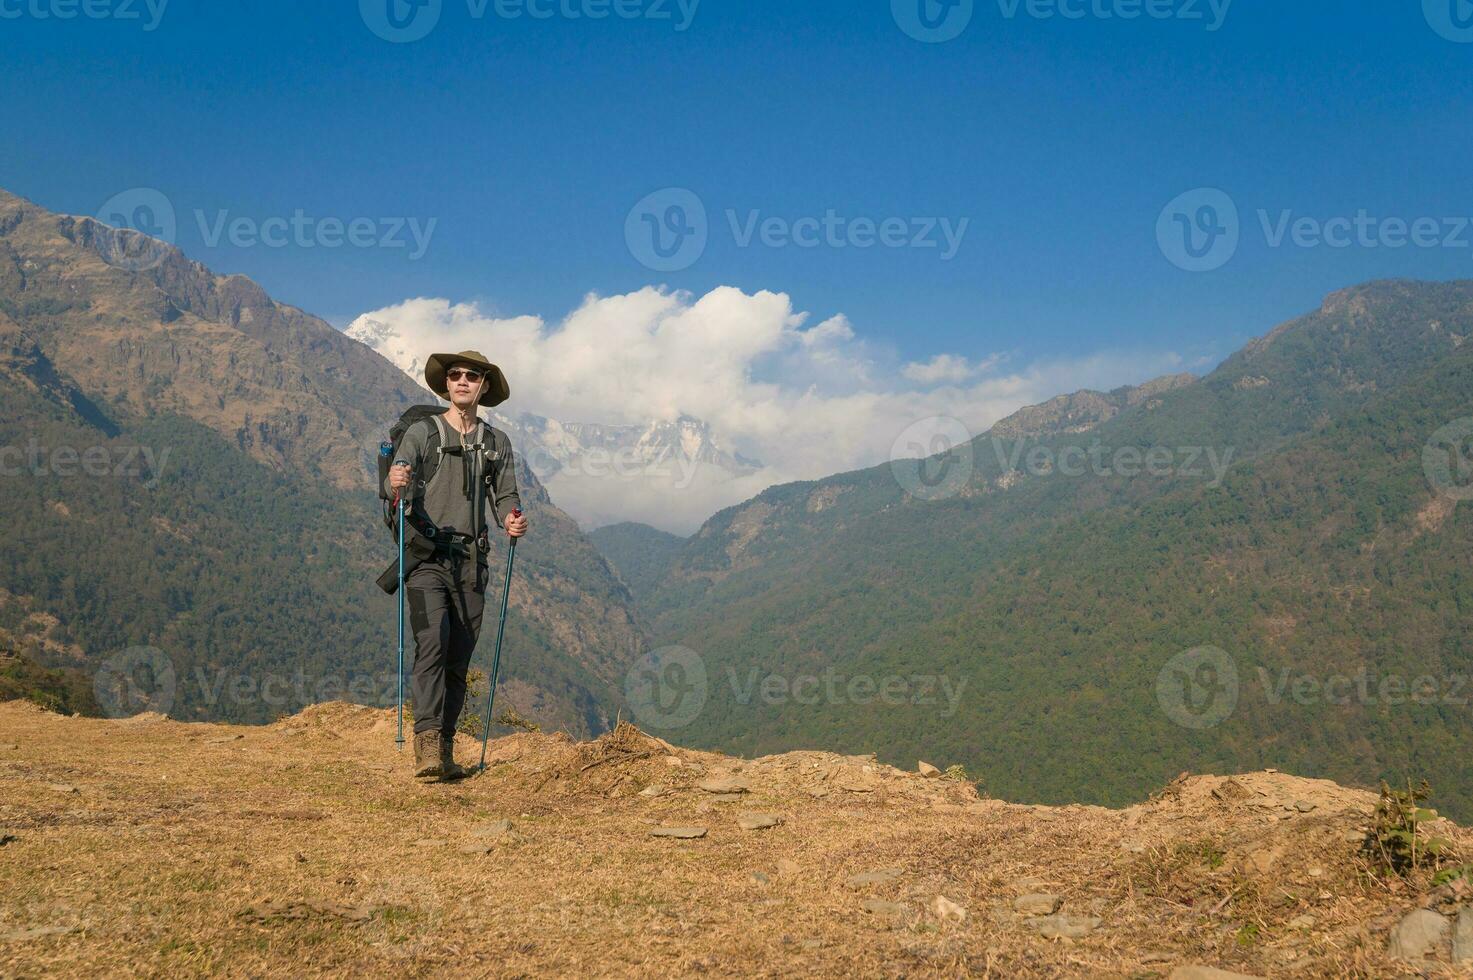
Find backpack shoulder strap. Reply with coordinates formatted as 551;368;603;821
416;413;447;489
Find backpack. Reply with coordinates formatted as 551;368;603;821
374;406;501;595
376;405;499;539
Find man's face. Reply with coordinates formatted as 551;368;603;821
445;363;484;408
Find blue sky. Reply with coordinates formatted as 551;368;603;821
3;0;1473;374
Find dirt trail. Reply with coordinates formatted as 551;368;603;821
2;699;1471;977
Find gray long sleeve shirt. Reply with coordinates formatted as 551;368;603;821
383;412;521;544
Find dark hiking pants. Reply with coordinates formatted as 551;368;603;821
407;551;487;736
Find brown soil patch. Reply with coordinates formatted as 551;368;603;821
1;701;1471;977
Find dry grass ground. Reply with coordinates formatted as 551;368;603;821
2;699;1472;978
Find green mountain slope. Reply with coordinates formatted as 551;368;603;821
0;188;643;734
587;522;686;601
640;280;1473;818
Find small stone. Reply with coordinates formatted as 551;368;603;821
472;818;514;838
738;813;783;831
931;895;966;922
1211;778;1251;801
46;784;79;794
845;868;902;888
458;842;494;855
806;787;831;799
863;898;906;916
1247;850;1277;874
650;826;707;839
1027;913;1101;939
665;756;682;767
1306;867;1323;878
1293;800;1316;813
1169;968;1265;980
1013;893;1063;916
1387;908;1450;961
918;761;940;778
697;775;750;794
1287;914;1316;930
1452;907;1472;963
638;784;669;798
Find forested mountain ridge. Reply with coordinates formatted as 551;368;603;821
0;187;644;733
639;279;1473;819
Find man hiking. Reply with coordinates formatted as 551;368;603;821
384;350;528;781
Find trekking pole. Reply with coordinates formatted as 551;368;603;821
477;508;521;774
395;475;409;750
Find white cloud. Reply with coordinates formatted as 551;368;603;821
901;352;1002;384
350;286;1188;533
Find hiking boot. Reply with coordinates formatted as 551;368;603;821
440;732;469;782
413;731;443;780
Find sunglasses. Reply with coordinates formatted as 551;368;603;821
446;368;483;382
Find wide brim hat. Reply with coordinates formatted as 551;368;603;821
424;350;510;407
